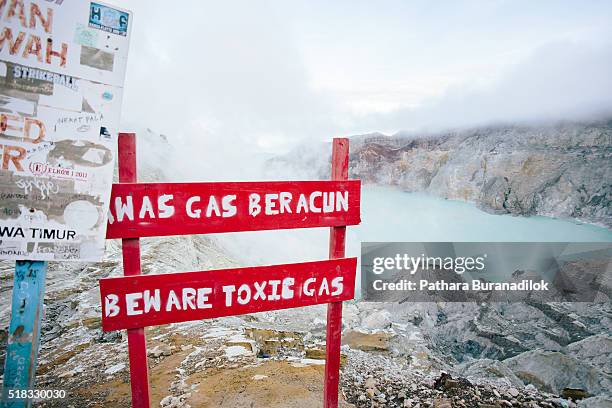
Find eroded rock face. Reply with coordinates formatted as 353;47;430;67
364;300;612;398
566;334;612;375
577;395;612;408
343;330;395;352
360;309;393;330
457;358;524;388
504;350;612;395
345;120;612;227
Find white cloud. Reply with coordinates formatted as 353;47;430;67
109;0;612;157
365;41;612;133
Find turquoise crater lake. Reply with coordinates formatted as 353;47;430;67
351;186;612;244
216;185;611;268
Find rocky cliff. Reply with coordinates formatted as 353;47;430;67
347;119;612;227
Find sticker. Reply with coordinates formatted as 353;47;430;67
99;126;111;140
35;242;81;260
1;63;52;95
0;1;132;262
74;24;100;48
80;46;114;72
7;63;78;92
47;140;113;168
28;162;90;181
82;98;95;113
89;3;129;37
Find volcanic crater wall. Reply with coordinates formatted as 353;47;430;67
348;120;612;227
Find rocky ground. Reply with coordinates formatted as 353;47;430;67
1;127;610;407
342;351;607;408
1;233;610;407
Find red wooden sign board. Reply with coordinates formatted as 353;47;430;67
100;258;357;331
106;180;361;239
105;133;359;408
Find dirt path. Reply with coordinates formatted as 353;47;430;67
78;349;354;407
184;360;353;408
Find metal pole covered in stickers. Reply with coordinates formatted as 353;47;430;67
1;261;47;408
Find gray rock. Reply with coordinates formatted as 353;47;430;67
148;344;173;358
504;349;612;395
577;396;612;408
361;310;393;330
333;120;612;227
566;334;612;375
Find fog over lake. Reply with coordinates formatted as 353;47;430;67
352;186;612;244
217;186;612;271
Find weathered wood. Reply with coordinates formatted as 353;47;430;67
106;180;361;239
1;261;47;408
100;258;357;331
324;138;349;408
117;133;150;408
106;133;360;408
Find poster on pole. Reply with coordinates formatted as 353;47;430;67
0;0;132;261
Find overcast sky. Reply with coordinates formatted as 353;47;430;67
110;0;612;153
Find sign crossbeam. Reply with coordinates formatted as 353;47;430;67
100;258;357;331
106;180;361;238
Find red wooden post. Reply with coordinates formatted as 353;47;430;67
118;133;151;408
324;138;349;408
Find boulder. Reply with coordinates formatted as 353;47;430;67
361;310;393;330
504;350;611;395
